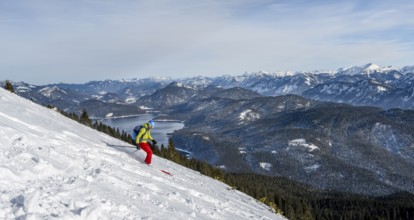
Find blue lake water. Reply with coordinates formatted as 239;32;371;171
100;114;184;147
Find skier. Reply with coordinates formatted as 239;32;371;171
133;120;157;165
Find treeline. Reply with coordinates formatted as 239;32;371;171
50;107;134;144
224;174;414;220
54;107;414;220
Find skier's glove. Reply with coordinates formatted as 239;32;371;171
152;140;157;145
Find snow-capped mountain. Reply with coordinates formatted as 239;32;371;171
337;63;396;76
0;88;283;219
208;71;320;96
5;63;413;113
302;79;414;109
6;78;171;116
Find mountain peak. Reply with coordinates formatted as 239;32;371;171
339;63;384;75
363;63;380;71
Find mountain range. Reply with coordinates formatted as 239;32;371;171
4;63;414;117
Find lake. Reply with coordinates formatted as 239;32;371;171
100;114;184;147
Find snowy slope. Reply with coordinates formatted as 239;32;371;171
0;88;284;220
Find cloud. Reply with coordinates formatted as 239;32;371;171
1;0;414;84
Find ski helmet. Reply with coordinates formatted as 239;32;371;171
149;120;155;128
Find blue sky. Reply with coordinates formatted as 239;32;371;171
1;0;414;84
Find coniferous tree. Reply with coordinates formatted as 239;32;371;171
4;80;15;93
79;108;92;126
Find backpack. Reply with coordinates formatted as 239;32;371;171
133;125;144;134
132;125;147;142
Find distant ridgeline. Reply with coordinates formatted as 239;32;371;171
7;63;414;114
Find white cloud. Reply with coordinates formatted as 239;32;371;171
1;0;414;84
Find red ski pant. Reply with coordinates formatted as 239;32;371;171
139;142;153;165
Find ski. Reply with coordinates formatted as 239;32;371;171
106;143;137;149
160;169;173;176
129;151;173;176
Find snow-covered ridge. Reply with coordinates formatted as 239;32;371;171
242;70;296;78
338;63;399;76
39;86;67;98
289;139;319;152
219;63;404;78
0;88;283;220
60;63;408;88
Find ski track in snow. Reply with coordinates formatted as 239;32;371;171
0;89;284;220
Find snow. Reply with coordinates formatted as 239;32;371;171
401;66;414;75
304;76;312;86
124;97;137;104
288;139;319;152
239;109;260;122
259;162;272;171
377;86;388;92
238;148;246;154
272;71;295;77
15;86;32;93
364;63;380;72
281;85;297;93
242;71;295;78
0;88;284;220
92;95;103;99
338;63;390;76
139;105;153;110
174;82;196;90
39;86;67;98
305;164;321;171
